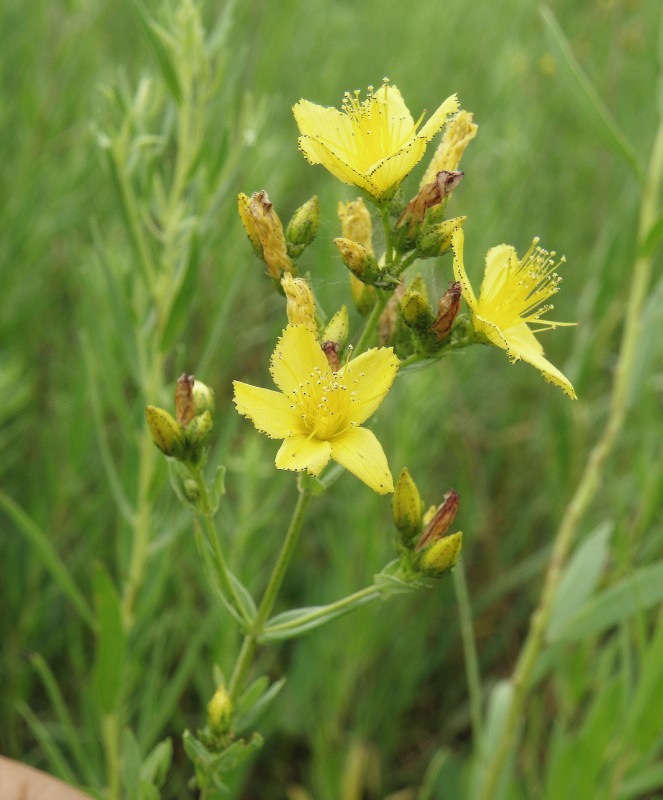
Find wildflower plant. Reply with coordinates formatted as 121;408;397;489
140;76;577;794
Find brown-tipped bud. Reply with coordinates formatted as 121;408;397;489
322;341;341;372
146;406;186;458
396;171;465;248
238;190;295;280
282;274;317;334
432;281;462;342
175;374;196;427
338;198;374;253
420;531;463;576
207;686;233;737
286;195;319;257
401;288;435;334
392;468;423;545
420;110;478;186
321;306;349;346
416;490;460;551
416;217;466;259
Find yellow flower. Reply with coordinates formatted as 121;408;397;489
233;325;399;494
452;228;576;398
293;81;459;200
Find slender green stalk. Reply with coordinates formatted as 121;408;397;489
353;290;389;354
476;108;663;800
101;713;121;800
228;486;313;699
452;555;482;745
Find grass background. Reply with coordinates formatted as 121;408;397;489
2;0;662;797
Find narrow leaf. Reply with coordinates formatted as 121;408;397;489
92;564;126;714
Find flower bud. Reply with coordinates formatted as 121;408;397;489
401;288;435;334
321;305;348;347
192;380;215;416
420;531;463;576
207;686;233;737
145;406;186;458
286;195;319;257
282;274;317;334
395;171;464;248
238;190;295;280
432;281;462;342
416;490;459;551
420;110;478;186
378;281;405;344
322;341;341;372
338;198;373;253
416;217;466;259
175;373;196;427
334;237;381;283
185;409;213;448
392;468;423;546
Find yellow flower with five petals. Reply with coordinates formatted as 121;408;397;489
293;81;459;201
451;228;576;398
233;325;399;493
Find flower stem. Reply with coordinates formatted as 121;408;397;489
452;555;482;745
475;102;663;800
227;484;313;699
353;290;389;354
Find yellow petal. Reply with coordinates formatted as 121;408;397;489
480;244;517;299
418;94;460;141
233;382;306;438
270;324;329;397
298;135;381;195
293;100;352;154
340;347;399;425
501;324;577;399
275;434;332;475
367;138;430;197
373;83;416;132
451;228;477;310
330;426;394;494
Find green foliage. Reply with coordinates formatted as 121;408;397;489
2;0;663;798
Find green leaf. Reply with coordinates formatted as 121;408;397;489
260;591;378;643
141;738;173;789
555;561;663;643
547;521;612;641
540;6;642;181
130;1;183;103
374;559;431;598
161;230;202;352
623;612;663;754
472;680;515;800
234;677;286;734
92;564;125;714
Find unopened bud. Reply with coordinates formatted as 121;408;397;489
146;406;186;458
338;198;374;253
286;196;319;257
401;288;434;333
192;380;215;415
432;281;462;342
396;171;464;248
334;237;381;283
321;306;349;347
378;282;405;344
322;341;341;371
175;374;196;426
282;274;317;334
185;409;213;448
238;190;295;280
420;110;478;186
207;686;233;737
416;490;460;551
420;531;463;576
392;468;423;545
416;217;466;259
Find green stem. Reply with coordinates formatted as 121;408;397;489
452;555;482;745
476;102;663;800
378;203;395;267
227;486;313;699
102;713;121;800
353;289;389;354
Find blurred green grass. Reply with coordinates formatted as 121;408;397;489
2;0;662;797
